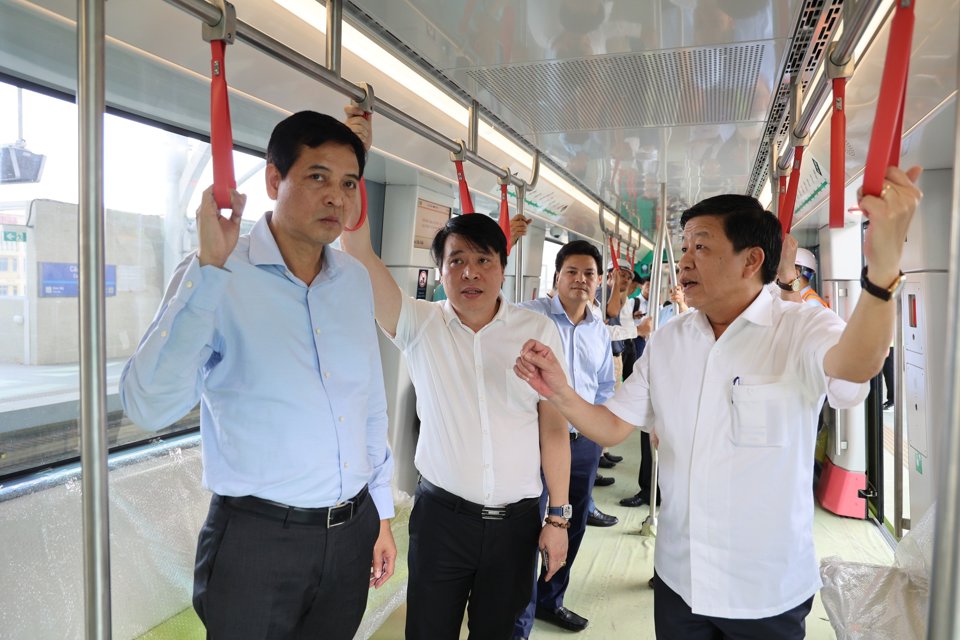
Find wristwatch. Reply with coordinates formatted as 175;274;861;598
776;276;803;292
547;504;573;520
861;266;905;302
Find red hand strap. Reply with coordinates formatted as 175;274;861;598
454;160;476;214
609;237;619;271
499;183;512;255
343;112;372;232
830;77;847;228
210;39;236;210
862;1;915;198
779;145;805;235
778;174;788;216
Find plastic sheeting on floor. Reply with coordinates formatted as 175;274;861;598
820;506;933;639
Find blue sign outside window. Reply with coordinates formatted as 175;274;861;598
39;262;116;297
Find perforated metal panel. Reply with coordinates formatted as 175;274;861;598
747;0;844;196
466;44;767;132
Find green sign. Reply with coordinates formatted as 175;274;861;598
915;452;923;475
2;231;26;242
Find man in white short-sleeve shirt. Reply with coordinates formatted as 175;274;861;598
340;106;571;640
513;167;922;639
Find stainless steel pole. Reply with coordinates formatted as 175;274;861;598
514;186;524;303
927;42;960;638
894;295;905;539
600;233;608;312
641;184;668;537
325;0;342;77
78;0;111;638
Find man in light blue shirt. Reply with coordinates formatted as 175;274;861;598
120;111;395;640
514;240;615;638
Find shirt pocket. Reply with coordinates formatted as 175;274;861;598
729;380;793;447
505;367;537;412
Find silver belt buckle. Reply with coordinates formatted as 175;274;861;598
480;506;507;520
327;500;354;528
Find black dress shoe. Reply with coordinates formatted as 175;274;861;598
648;576;655;589
587;508;618;527
883;400;894;410
619;492;649;507
603;452;624;463
535;605;589;631
598;456;616;469
594;474;615;487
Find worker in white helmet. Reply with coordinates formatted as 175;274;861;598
776;247;829;308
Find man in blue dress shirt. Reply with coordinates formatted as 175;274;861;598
513;240;616;638
120;111;395;640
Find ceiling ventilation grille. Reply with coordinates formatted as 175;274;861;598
746;0;844;197
466;44;766;133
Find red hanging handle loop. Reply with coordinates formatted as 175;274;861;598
777;174;788;216
454;160;476;214
499;183;512;255
343;111;372;232
608;236;619;271
210;39;236;210
829;77;847;229
862;1;915;198
779;145;805;235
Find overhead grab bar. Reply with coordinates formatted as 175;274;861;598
165;0;539;192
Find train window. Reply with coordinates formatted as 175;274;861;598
0;79;266;480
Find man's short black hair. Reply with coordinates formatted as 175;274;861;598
555;240;602;274
679;194;782;284
638;275;651;285
431;214;508;269
266;111;366;179
631;271;643;284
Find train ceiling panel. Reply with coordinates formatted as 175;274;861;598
464;43;770;133
347;0;811;237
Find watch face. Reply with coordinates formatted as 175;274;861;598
562;504;573;519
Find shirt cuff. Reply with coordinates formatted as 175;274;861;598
369;484;395;520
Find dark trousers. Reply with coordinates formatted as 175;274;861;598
192;492;380;640
406;481;542;640
637;431;660;502
882;347;895;402
514;434;602;637
653;574;814;640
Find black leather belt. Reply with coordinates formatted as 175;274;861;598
220;486;368;528
418;478;538;521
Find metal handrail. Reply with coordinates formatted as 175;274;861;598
164;0;550;194
78;0;111;638
775;0;885;171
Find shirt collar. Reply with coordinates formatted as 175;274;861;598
549;294;596;326
441;294;509;328
246;213;342;281
690;288;773;338
737;288;775;327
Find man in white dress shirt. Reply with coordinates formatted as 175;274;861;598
341;106;571;639
513;166;922;639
